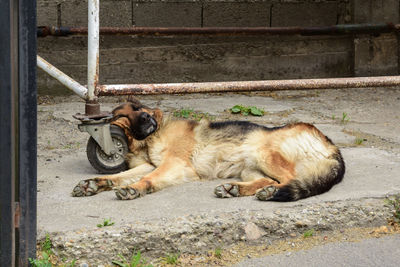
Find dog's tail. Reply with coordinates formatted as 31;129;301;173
269;151;345;202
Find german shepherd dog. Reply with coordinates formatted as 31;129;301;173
72;98;345;201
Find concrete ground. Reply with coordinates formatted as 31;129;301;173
37;88;400;265
235;234;400;267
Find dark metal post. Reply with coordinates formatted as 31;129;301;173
0;0;37;266
17;0;37;264
0;0;18;265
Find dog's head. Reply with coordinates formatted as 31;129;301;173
112;97;163;140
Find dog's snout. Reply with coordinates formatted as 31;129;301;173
140;112;151;122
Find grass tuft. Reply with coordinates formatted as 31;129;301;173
29;252;52;267
341;112;349;124
303;229;315;238
173;108;215;121
112;251;153;267
214;247;222;259
161;253;179;265
355;138;366;145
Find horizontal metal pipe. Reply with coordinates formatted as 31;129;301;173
37;55;87;99
98;76;400;96
37;23;400;37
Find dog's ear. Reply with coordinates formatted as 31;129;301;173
112;103;135;119
126;96;150;110
152;108;163;129
111;117;139;152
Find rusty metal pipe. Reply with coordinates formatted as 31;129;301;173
97;76;400;96
87;0;99;103
37;23;400;37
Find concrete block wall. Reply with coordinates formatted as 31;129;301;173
353;0;399;76
37;0;400;95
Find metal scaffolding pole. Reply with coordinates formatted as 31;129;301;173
98;76;400;96
37;23;400;37
88;0;99;101
86;0;101;115
37;56;87;99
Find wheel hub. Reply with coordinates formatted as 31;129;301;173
96;137;125;167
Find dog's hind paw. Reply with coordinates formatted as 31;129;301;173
255;186;277;201
71;178;113;197
214;183;240;198
114;186;140;200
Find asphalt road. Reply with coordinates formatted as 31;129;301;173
235;234;400;267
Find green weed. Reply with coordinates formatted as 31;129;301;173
42;234;53;254
29;235;53;267
29;252;52;267
65;259;76;267
385;194;400;225
355;138;365;145
341;112;349;124
97;218;115;228
173;109;215;121
214;247;222;259
230;105;264;116
303;229;315;238
173;108;192;119
112;251;153;267
62;142;81;150
161;253;179;265
59;259;77;267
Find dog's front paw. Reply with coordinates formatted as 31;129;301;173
214;183;240;198
71;178;113;197
114;186;141;200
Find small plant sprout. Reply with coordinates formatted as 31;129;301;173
173;108;215;121
214;247;222;259
303;229;315;238
42;234;53;254
161;253;179;265
173;108;193;119
384;194;400;225
68;259;77;267
97;218;115;228
230;105;264;116
112;251;152;267
29;252;52;267
355;138;366;145
341;112;349;124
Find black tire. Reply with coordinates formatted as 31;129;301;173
86;125;129;174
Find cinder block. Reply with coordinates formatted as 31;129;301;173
354;0;399;23
37;0;58;26
38;36;88;52
337;1;352;24
37;66;86;95
133;2;202;27
271;2;338;27
354;34;398;76
203;2;270;27
61;0;132;27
